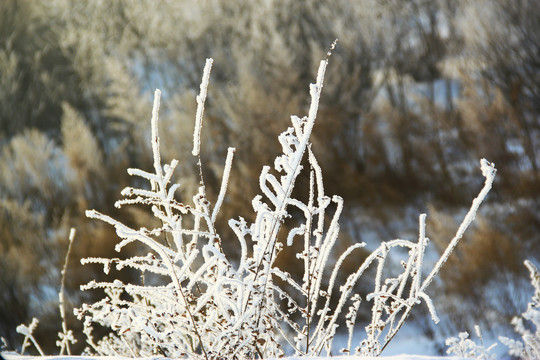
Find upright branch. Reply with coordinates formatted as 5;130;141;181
228;59;330;355
421;159;497;290
193;58;213;157
248;58;328;287
57;228;77;356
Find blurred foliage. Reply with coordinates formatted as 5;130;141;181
0;0;538;354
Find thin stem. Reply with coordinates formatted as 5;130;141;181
58;228;76;355
380;160;496;355
305;168;315;353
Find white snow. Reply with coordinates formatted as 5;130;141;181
2;354;468;360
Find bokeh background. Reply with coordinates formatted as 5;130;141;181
0;0;538;355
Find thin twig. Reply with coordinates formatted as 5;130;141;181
58;228;76;355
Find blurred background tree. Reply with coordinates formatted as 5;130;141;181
0;0;538;354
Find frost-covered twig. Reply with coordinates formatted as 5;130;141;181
446;328;497;360
500;260;540;359
374;159;496;355
422;159;497;291
192;58;213;157
16;318;44;356
212;147;235;224
57;228;77;355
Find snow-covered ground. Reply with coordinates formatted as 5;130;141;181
2;354;468;360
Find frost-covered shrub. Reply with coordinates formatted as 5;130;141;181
445;260;540;360
445;326;496;359
499;260;540;359
74;55;496;359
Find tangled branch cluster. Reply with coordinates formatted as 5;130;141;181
72;55;496;359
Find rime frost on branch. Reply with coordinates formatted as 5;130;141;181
77;54;496;359
499;260;540;359
446;259;540;360
16;318;44;356
192;58;213;157
445;326;497;359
